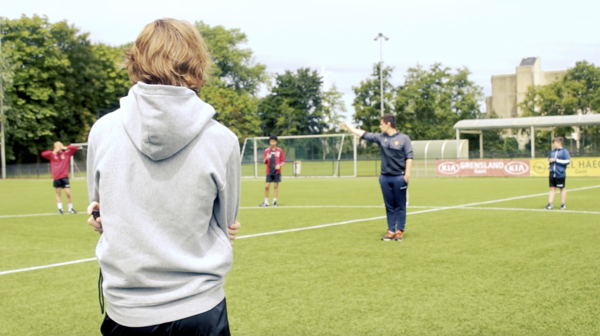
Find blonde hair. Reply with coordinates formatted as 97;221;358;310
125;18;211;91
53;142;65;152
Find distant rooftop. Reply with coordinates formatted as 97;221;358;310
519;57;538;66
454;114;600;131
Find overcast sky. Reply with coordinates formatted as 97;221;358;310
3;0;599;122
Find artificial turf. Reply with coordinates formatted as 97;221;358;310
1;177;599;335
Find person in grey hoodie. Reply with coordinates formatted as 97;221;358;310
85;18;240;335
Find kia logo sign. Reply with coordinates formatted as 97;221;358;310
437;162;460;175
504;161;529;175
437;159;531;177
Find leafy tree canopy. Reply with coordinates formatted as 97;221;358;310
1;15;129;163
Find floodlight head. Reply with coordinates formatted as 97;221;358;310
374;33;389;41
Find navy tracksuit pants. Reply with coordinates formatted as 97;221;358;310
379;174;408;232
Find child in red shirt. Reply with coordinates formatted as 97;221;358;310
41;142;79;214
258;134;285;207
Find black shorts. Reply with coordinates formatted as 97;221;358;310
266;173;281;183
549;176;566;188
53;177;70;189
101;298;230;336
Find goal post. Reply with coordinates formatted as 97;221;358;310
70;143;88;179
241;134;358;178
71;134;360;180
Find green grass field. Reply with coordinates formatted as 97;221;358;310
1;177;600;335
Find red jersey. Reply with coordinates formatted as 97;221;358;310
41;145;78;180
263;147;285;174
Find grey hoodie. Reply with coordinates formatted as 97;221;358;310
87;82;240;327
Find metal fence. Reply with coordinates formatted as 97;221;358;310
3;161;87;179
4;159;436;179
4;163;53;179
4;154;598;179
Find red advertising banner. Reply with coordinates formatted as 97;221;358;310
436;160;530;177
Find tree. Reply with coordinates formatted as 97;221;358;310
322;84;346;133
520;61;600;116
90;43;131;115
195;22;267;142
519;61;600;154
196;21;267;95
200;82;261;140
352;63;394;133
0;28;14;125
259;68;327;136
2;15;88;162
394;64;483;140
1;15;131;163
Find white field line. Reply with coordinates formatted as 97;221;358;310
458;206;600;215
239;205;381;209
234;204;466;239
0;213;86;219
0;206;437;219
0;258;97;276
1;184;599;276
447;184;600;208
239;205;437;209
236;215;383;239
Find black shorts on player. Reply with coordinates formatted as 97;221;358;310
266;173;281;183
53;177;70;189
549;176;566;188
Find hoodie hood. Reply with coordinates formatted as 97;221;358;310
120;82;215;161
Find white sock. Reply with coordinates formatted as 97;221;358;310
264;198;269;205
57;203;63;210
68;203;73;211
273;198;277;203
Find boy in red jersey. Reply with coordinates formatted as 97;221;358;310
259;134;285;207
41;142;79;214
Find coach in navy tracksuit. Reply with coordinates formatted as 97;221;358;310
545;137;571;210
340;114;413;242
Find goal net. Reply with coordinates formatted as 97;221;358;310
70;143;88;179
241;134;358;178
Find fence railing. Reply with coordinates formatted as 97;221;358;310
4;163;53;179
2;162;87;179
5;155;599;179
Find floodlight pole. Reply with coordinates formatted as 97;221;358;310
374;33;389;117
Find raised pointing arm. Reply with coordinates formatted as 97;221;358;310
339;123;366;138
